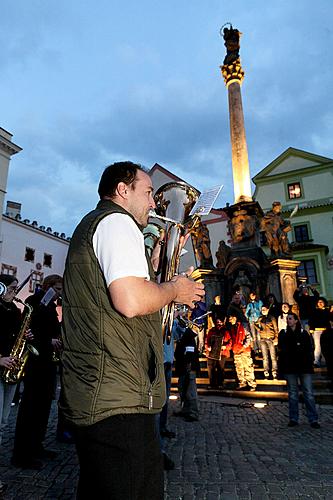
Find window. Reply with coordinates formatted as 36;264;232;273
297;259;317;285
287;182;302;199
1;264;17;276
43;253;52;268
25;247;35;262
294;224;310;242
29;271;44;293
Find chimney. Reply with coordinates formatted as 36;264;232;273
6;201;22;218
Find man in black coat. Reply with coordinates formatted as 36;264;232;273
12;275;62;469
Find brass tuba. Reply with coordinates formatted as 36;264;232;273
2;298;39;384
151;181;200;343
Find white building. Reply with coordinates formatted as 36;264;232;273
0;127;70;301
0;128;21;259
1;201;70;301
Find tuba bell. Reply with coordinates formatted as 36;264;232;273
150;181;200;344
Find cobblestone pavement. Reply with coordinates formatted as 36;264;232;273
1;395;333;499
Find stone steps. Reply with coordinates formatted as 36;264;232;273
171;358;333;404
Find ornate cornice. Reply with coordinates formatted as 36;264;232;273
0;136;22;156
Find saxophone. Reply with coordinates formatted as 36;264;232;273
2;298;39;384
150;181;200;343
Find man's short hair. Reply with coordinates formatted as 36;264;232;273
98;161;146;199
42;274;63;289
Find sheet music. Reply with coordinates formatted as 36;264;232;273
189;185;223;216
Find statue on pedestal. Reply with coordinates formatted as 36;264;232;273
222;26;241;65
216;240;231;269
261;201;292;259
191;220;214;269
228;208;257;245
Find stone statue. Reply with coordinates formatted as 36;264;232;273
233;270;252;304
261;201;292;258
228;208;256;244
223;26;241;65
191;220;214;269
216;240;231;269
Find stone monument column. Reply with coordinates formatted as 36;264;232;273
220;25;252;204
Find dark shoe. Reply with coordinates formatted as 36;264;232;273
310;422;321;429
160;428;176;439
35;448;57;459
173;410;186;417
288;420;298;427
11;457;43;470
163;453;175;471
314;363;320;368
184;415;199;422
235;385;247;391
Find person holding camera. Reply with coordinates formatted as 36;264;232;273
293;284;319;331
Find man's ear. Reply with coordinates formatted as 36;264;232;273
116;182;129;200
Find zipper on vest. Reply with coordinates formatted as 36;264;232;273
148;387;153;410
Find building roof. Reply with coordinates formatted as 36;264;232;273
253;147;333;183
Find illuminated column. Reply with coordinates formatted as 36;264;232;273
220;26;252;204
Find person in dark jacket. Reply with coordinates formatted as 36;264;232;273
174;326;200;421
0;275;22;446
278;313;320;428
12;275;63;469
293;284;319;330
309;297;330;367
227;292;248;325
265;293;281;320
254;305;279;379
321;314;333;390
205;317;231;389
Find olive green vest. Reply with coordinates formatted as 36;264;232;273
60;199;166;426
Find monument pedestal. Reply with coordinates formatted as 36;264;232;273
192;268;225;308
266;259;301;304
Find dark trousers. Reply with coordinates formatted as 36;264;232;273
13;362;56;460
207;357;227;387
73;413;163;500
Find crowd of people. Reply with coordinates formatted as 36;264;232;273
183;286;333;425
0;161;332;499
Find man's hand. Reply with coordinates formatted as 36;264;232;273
171;267;205;309
150;230;165;272
0;356;18;370
24;329;34;342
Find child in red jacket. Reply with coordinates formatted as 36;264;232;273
228;315;257;391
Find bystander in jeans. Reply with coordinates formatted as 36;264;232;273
254;305;279;379
245;292;263;354
278;312;320;428
309;297;330;367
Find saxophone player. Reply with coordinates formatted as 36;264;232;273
12;274;62;470
0;275;22;446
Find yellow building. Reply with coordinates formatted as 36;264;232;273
253;147;333;301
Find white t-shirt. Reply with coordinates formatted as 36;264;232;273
92;213;150;287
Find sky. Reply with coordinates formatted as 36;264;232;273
1;0;333;236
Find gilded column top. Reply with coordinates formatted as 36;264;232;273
220;24;245;86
